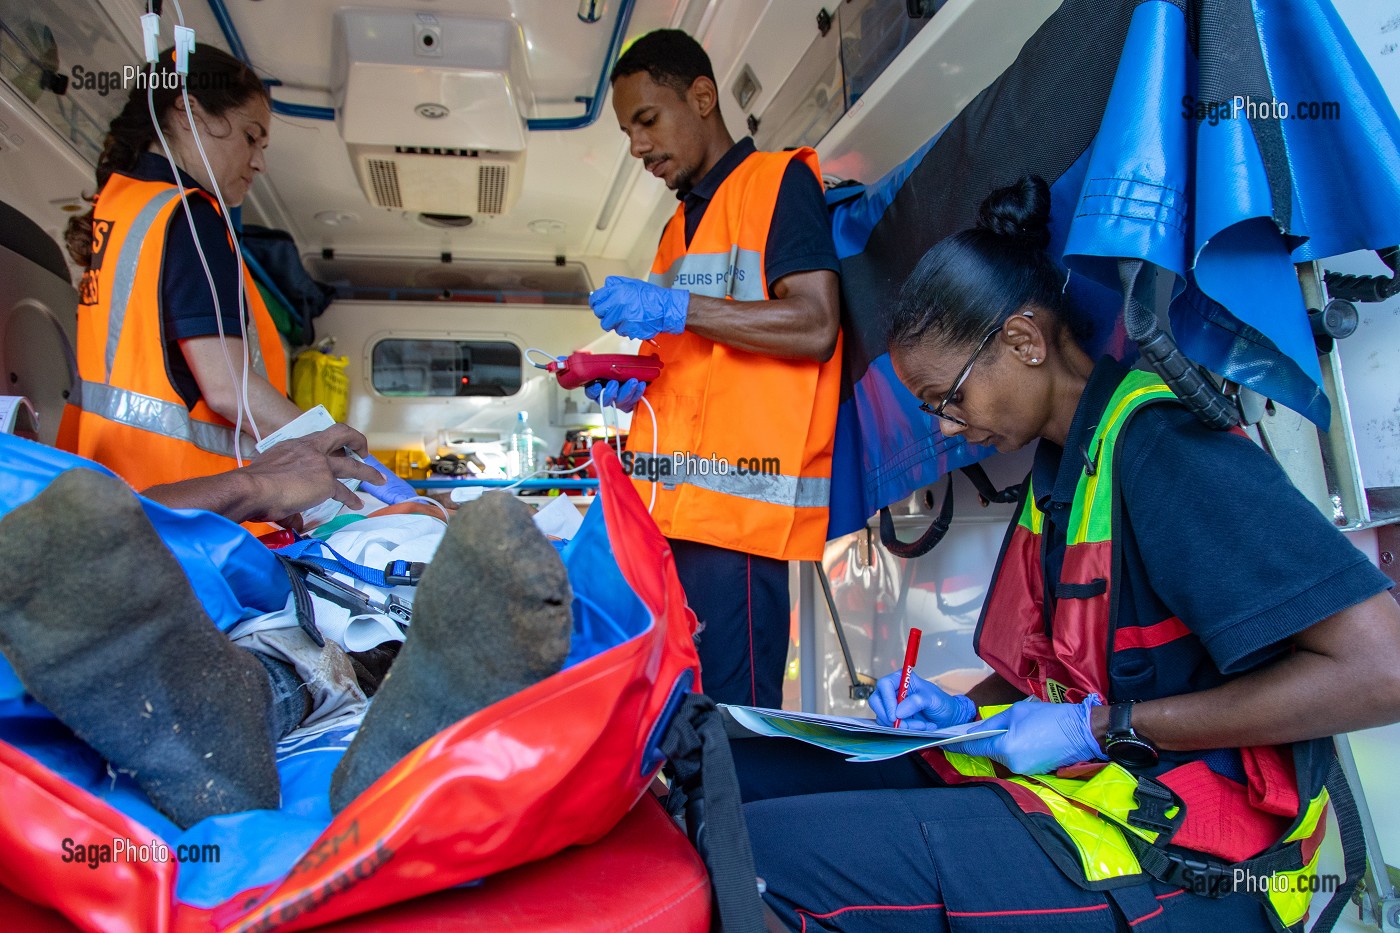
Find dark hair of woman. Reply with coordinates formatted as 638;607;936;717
888;175;1091;352
64;45;268;267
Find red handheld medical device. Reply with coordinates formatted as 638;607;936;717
545;351;664;390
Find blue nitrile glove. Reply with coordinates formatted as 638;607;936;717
589;275;689;340
869;671;976;731
584;378;647;413
361;453;418;505
954;695;1106;774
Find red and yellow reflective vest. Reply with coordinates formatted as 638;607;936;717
628;147;842;562
65;172;287;497
922;370;1332;931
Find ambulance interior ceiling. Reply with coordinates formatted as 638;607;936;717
0;0;1058;285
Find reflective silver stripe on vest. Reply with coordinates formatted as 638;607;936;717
246;312;266;375
238;251;267;378
106;188;183;379
81;379;256;459
649;247;766;302
626;452;829;509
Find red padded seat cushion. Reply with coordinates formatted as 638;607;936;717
0;793;711;932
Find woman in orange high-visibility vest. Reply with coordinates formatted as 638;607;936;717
60;46;411;529
61;46;299;496
732;177;1400;933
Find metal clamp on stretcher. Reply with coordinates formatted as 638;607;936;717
271;540;424;628
285;557;414;625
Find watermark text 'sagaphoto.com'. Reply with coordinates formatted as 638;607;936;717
61;836;220;870
1183;95;1340;125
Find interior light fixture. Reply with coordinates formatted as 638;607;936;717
595;163;635;231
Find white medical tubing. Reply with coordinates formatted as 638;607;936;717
523;347;557;369
170;0;262;445
403;495;451;522
147;81;251;462
637;395;657;513
143;0;258;462
516;347;657;509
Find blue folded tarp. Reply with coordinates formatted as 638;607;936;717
826;0;1400;538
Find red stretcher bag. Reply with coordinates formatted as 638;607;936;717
0;440;703;932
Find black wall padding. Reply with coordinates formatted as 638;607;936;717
1197;0;1294;239
836;0;1182;396
0;201;71;285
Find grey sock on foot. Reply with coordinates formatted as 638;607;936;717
330;492;573;812
0;469;281;828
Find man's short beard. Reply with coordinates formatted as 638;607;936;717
671;164;697;195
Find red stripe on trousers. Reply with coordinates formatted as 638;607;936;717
799;902;945;931
747;555;756;704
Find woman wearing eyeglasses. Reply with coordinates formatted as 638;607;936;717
734;176;1400;932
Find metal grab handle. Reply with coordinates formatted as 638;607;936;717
812;561;874;701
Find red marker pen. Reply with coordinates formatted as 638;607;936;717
891;627;923;729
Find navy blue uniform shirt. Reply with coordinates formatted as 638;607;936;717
125;151;247;409
678;137;840;289
1030;355;1388;762
1028;357;1389;776
1031;356;1388;680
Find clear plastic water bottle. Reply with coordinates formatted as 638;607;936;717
509;411;536;479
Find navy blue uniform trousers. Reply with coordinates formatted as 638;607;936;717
733;738;1278;932
671;539;788;708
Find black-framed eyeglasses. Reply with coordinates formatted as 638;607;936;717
919;324;1003;428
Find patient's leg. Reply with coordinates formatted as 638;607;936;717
0;469;281;827
329;492;573;812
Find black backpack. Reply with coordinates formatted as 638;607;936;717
239;225;337;346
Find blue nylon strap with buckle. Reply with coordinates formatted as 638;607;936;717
271;539;423;588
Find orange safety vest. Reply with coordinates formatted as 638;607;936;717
66;173;287;501
921;371;1332;930
629;147;841;562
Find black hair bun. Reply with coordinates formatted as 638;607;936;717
975;175;1052;249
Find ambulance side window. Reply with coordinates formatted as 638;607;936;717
371;339;522;397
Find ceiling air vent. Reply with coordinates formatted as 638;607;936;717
478;164;509;215
367;159;403;209
350;145;524;214
418;212;474;228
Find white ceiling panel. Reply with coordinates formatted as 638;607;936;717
4;0;920;272
222;0;689;266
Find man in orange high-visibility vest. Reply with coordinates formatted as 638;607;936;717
589;30;843;708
